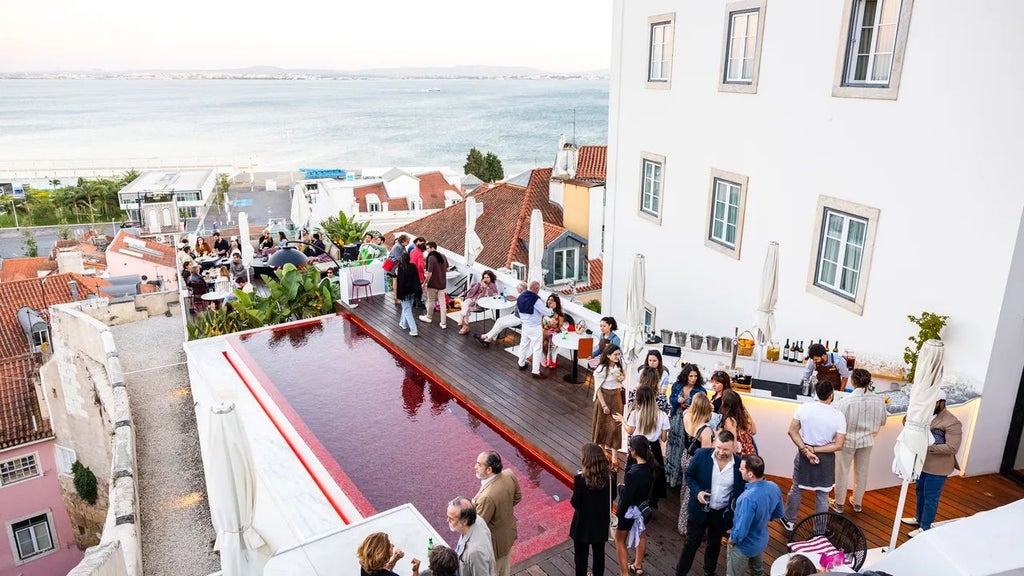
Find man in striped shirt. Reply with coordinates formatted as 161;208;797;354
831;368;887;513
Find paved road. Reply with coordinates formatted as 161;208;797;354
0;223;122;259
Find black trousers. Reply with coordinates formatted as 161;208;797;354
573;539;605;576
675;507;728;576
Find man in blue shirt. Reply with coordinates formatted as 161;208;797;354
727;454;785;576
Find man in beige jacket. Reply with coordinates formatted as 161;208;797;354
473;451;522;576
902;389;962;536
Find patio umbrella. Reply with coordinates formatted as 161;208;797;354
888;339;945;552
754;241;779;377
290;186;311;231
464;197;483;278
237;212;254;284
621;253;647;390
527;209;544;283
209;401;265;576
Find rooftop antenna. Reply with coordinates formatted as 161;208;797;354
572;108;577;146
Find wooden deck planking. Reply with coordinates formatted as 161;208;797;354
340;296;1024;576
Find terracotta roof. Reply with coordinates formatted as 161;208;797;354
354;183;388;213
0;273;99;359
575;145;607;182
561;259;603;295
0;355;52;449
387;168;566;270
415;171;465;209
0;257;57;282
107;229;177;269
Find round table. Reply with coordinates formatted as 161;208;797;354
770;553;854;575
553;331;584;383
201;291;231;302
477;296;516;319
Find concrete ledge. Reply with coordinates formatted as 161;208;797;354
67;541;128;576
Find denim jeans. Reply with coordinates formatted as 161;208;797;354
399;296;418;335
915;472;947;530
725;542;764;576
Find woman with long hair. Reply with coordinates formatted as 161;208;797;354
541;294;565;368
719;389;758;455
591;344;625;466
677;393;715;536
708;370;732;427
785;554;818;576
616;385;669;507
357;532;418;575
570;443;612;576
458;269;498;335
627;351;671;414
665;364;707;489
615;435;654;576
394;251;420;337
195;237;212;256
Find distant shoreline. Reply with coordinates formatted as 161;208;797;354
0;75;608;81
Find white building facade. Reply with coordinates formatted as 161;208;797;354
603;0;1024;477
117;169;216;222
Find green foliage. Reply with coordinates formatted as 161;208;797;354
903;311;949;383
583;299;602;314
0;173;135;228
214;174;231;214
57;224;73;240
463;148;505;182
20;230;38;257
72;461;98;505
463;147;485;177
316;210;369;246
187;264;341;340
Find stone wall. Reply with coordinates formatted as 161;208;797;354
82;290;180;326
60;475;109;549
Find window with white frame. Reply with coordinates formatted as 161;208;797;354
552;247;578;283
409;198;423;211
806;196;879;315
511;262;526;281
639;155;664;221
725;11;758;83
704;169;749;259
646;14;675;87
0;454;40;487
834;0;914;100
10;513;54;561
55;446;76;477
643;304;655;337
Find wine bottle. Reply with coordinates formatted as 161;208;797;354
818;338;822;345
789;340;798;362
799;341;806;363
833;340;840;353
825;340;830;352
783;338;791;362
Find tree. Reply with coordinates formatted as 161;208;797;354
21;230;38;257
482;152;504;182
214;174;231;215
463;147;485;178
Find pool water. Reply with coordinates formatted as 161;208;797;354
229;316;573;563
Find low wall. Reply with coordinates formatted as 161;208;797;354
83;291;180;326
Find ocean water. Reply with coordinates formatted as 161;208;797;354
0;79;608;175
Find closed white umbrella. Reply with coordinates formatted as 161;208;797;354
290;186;311;231
888;340;945;552
209;401;265;576
754;241;779;377
527;209;544;283
464;197;483;269
621;254;647;390
238;212;254;284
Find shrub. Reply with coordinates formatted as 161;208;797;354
583;300;601;314
72;461;98;505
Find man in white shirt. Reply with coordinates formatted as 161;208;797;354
782;380;847;530
478;282;527;345
831;368;887;513
515;280;552;379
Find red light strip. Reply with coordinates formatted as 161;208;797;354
342;312;575;487
221;350;353;524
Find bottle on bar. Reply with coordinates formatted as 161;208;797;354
818;338;822;345
790;340;799;363
825;340;830;352
800;340;807;363
783;338;791;362
833;340;840;353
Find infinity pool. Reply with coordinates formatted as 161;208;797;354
228;316;572;563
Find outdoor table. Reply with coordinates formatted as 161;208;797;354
201;290;231;302
553;331;584;383
477;296;516;320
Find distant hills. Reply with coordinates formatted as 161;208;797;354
0;65;609;81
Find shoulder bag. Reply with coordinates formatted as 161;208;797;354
686;424;711;457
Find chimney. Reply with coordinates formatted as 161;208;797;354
69;280;79;301
56;250;85;274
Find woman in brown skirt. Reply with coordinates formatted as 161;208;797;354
591;344;625;467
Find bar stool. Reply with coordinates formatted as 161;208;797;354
351;268;373;302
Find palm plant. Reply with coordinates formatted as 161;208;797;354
316;210;369;247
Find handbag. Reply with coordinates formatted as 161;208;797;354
686;424;711;457
637;469;656;523
382;259;396;272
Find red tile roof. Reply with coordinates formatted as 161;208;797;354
387;168;566;271
575;145;607;182
415;171;465;209
107;229;177;269
561;259;603;295
354;183;388;213
0;257;57;282
0;273;100;359
0;355;52;449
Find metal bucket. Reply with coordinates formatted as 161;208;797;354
706;335;720;352
721;337;733;353
689;334;704;350
675;332;687;348
660;329;674;345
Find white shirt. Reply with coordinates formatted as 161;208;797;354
479;474;498;488
793;401;847;446
709;456;735;510
594;365;624;390
625;410;671;442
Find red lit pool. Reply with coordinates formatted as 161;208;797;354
227;316;573;563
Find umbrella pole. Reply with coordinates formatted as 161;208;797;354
888;479;911;552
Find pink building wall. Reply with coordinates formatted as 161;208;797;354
105;251;180;291
0;440;83;576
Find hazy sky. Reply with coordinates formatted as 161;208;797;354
1;0;613;73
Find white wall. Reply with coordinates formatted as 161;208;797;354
384;174;420;199
605;0;1024;474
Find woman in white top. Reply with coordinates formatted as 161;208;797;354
616;385;670;507
591;344;625;467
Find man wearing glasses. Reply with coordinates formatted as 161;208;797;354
830;368;887;514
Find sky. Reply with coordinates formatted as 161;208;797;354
0;0;613;73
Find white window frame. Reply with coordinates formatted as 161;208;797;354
643;303;656;337
806;195;880;315
409;198;423;211
719;1;768;94
511;262;526;281
0;453;41;487
6;511;57;565
703;169;749;259
638;153;665;223
833;0;914;100
367;202;381;212
55;446;76;477
551;247;579;283
646;13;675;89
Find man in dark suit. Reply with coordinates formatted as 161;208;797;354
675;430;746;576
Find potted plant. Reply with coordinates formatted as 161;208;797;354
903;311;949;383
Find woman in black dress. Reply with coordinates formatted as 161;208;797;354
614;435;654;576
570;443;613;576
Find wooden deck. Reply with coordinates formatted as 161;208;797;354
341;295;1024;576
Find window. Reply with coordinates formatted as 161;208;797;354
552;247;578;283
367;202;381;212
0;454;40;487
720;1;767;93
646;14;675;88
643;304;656;337
511;262;526;281
639;153;665;222
833;0;914;100
175;191;201;203
806;196;880;315
704;169;749;259
409;199;423;211
55;446;76;476
10;514;54;562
